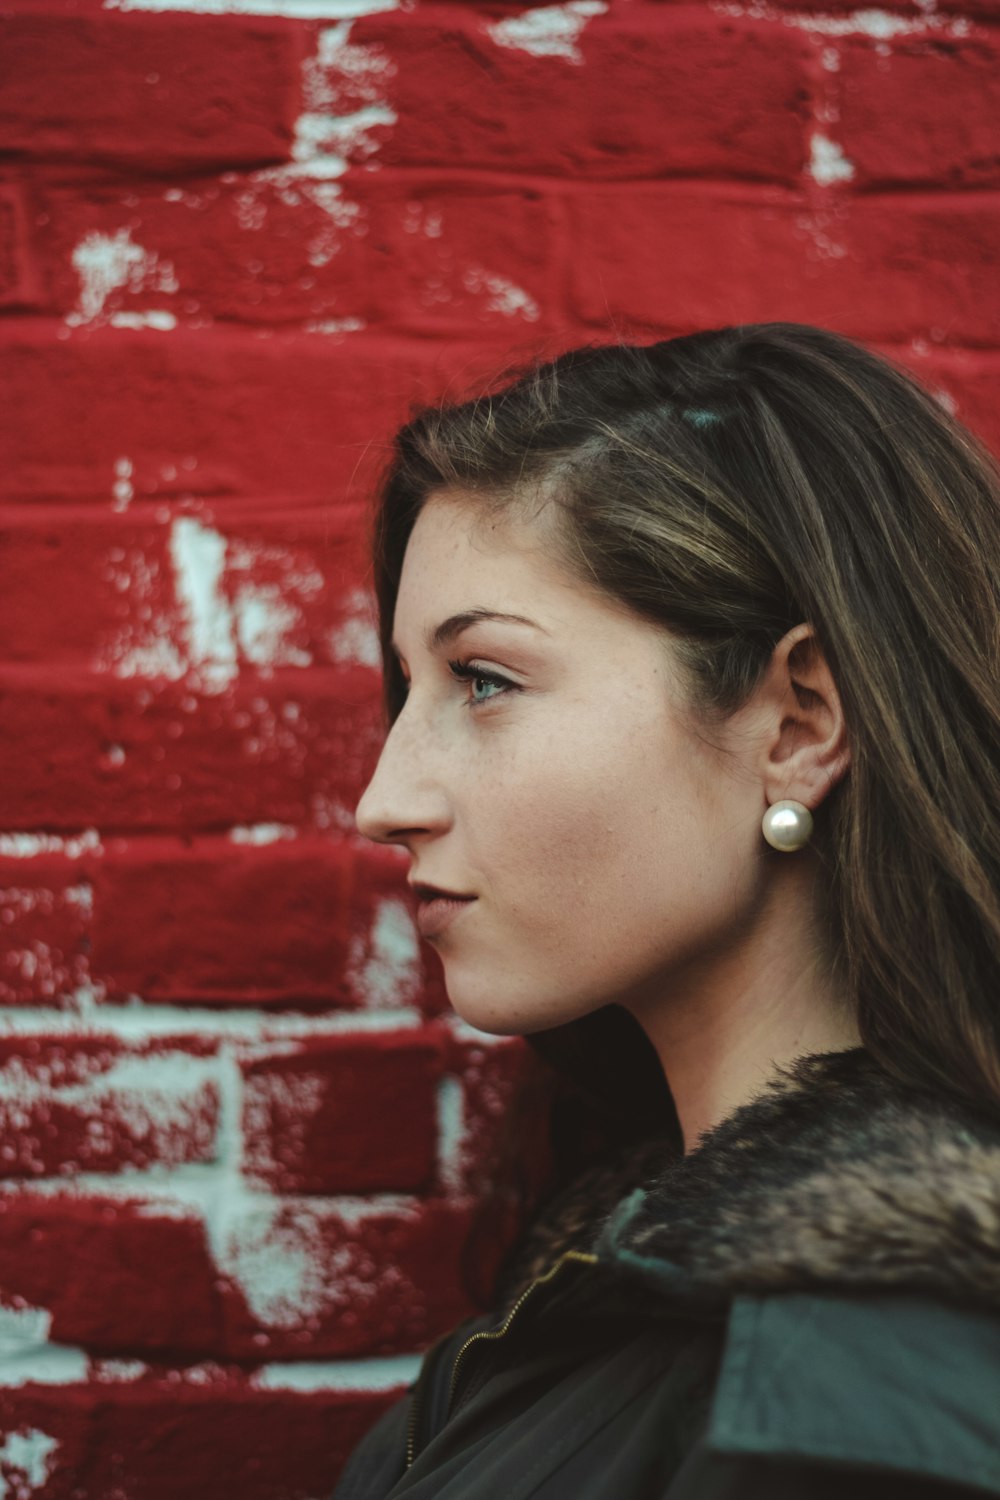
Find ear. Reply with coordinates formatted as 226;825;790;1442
757;623;851;809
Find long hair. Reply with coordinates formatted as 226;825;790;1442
367;322;1000;1118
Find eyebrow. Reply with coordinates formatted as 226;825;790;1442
390;608;547;660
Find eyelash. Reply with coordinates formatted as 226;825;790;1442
447;658;517;708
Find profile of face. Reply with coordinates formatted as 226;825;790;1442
354;490;825;1038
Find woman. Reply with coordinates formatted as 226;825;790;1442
333;323;1000;1498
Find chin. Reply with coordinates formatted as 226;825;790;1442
443;970;593;1038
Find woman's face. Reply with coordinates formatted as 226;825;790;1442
354;490;769;1036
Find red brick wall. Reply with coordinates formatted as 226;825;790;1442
1;0;998;1493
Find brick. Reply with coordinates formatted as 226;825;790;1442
0;1035;219;1178
434;1033;556;1306
0;1193;230;1354
220;1197;480;1358
837;34;1000;189
359;7;811;185
0;1190;483;1360
568;185;1000;347
0;664;385;837
242;1028;444;1193
0;501;371;668
0;855;92;1005
35;176;560;335
0;1376;400;1500
88;836;429;1010
437;1032;551;1198
891;344;1000;460
0;13;300;172
0;323;474;503
0;179;39;309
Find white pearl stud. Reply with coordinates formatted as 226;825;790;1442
762;799;814;853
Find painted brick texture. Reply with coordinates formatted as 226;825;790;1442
1;0;998;1495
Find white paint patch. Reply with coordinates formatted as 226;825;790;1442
0;1430;59;1496
303;316;367;336
0;1051;218;1172
0;1004;424;1040
306;21;397;113
238;19;394;277
0;1347;89;1388
66;228;178;329
228;824;298;845
487;0;607;63
808;133;855;184
0;832;102;860
346;897;422;1009
0;1304;52;1358
170;517;238;692
108;310;178;331
328;587;380;668
290;106;397;181
712;0;970;39
105;0;398;14
112;456;135;513
90;1358;148;1381
435;1075;466;1194
462;267;541;322
254;1354;419;1390
98;521;324;686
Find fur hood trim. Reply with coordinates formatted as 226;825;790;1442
498;1046;1000;1317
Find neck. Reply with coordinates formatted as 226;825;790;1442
623;859;862;1154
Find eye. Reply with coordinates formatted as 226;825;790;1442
447;658;517;708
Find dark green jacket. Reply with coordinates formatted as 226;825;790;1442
333;1045;1000;1498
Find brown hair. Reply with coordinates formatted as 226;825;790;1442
368;323;1000;1117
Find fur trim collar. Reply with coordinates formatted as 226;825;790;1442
496;1047;1000;1318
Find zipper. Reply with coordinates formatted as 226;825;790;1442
405;1248;598;1470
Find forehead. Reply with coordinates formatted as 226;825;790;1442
395;491;566;613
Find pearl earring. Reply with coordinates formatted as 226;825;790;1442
762;800;814;853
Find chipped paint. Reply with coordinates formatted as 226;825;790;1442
434;1075;465;1194
234;19;394;279
66;228;178;329
0;832;102;860
328;586;380;668
808;133;856;185
303;316;367;335
170;517;238;691
462;267;541;322
253;1353;419;1389
710;0;971;40
97;521;326;686
108;310;178;330
487;0;608;63
0;1051;219;1173
0;1303;52;1358
345;897;422;1009
228;824;298;845
289;105;397;181
0;1429;59;1497
0;1006;424;1038
112;455;135;513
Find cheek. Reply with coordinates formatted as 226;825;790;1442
490;718;748;945
481;708;689;911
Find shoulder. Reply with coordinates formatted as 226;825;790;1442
703;1289;1000;1495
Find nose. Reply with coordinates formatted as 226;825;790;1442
354;707;451;846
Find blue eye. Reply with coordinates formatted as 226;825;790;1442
447;659;516;708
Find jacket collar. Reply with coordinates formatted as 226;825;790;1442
503;1042;1000;1318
